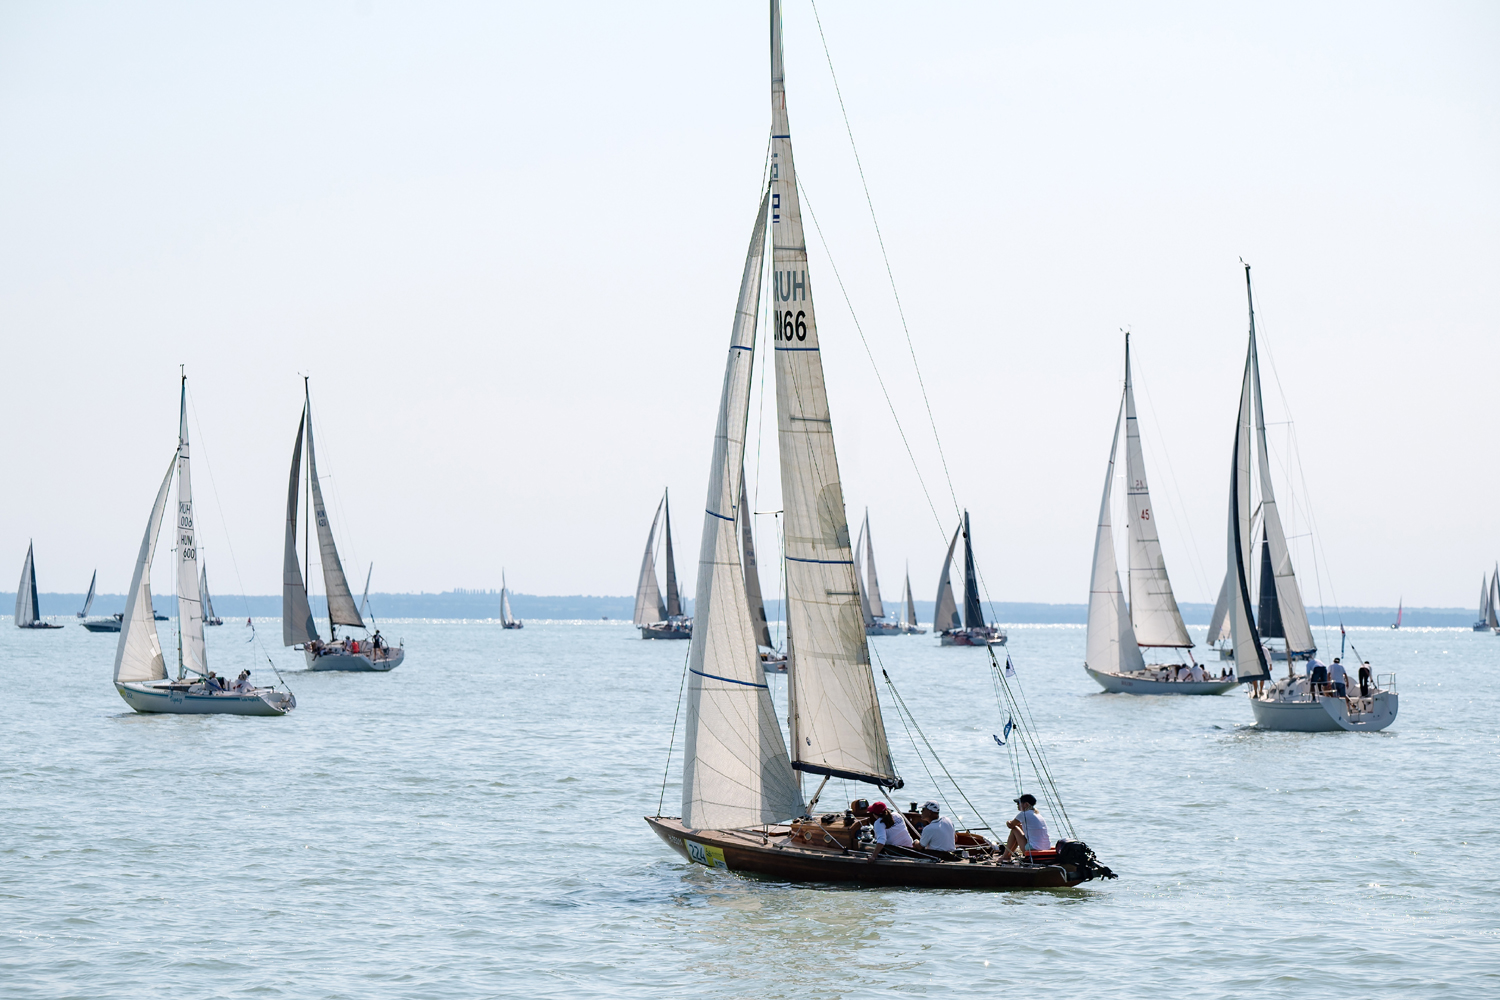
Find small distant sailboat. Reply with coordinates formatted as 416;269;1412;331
634;489;691;639
77;570;97;618
114;373;295;715
201;564;223;626
14;542;62;630
933;512;1006;646
896;567;926;635
282;380;404;672
1226;265;1396;731
1473;573;1491;631
1390;598;1402;630
1085;335;1233;695
1489;568;1500;635
855;510;903;636
500;570;523;629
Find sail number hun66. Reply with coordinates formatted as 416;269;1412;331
776;310;807;342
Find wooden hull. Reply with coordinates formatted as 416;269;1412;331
644;817;1088;889
1085;665;1239;696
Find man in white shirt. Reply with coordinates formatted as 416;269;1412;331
1328;658;1349;698
1188;663;1205;682
917;801;956;853
1002;793;1052;860
864;801;913;862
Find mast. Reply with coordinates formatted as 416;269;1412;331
1086;396;1145;674
771;0;898;789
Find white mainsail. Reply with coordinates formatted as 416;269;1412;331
1086;398;1146;674
682;191;803;828
1123;343;1191;648
771;0;897;788
633;498;667;626
500;569;515;624
739;477;774;649
80;570;97;617
14;541;38;626
932;525;961;632
175;380;207;678
1226;271;1271;682
115;455;176;684
282;406;319;647
304;390;364;632
862;510;885;619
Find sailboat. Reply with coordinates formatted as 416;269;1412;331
282;380;405;671
1489;568;1500;634
634;489;691;639
500;570;523;629
1390;598;1402;629
854;510;903;636
1085;336;1234;695
1473;573;1490;631
201;564;223;625
113;374;295;715
933;513;1006;646
14;542;62;629
645;3;1113;888
76;570;97;618
1225;265;1397;731
897;566;926;635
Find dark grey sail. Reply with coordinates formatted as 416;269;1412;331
961;511;984;629
663;489;682;618
80;569;97;618
1256;528;1284;639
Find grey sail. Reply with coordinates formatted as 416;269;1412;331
961;512;984;629
771;0;898;789
933;525;961;631
282;407;320;647
854;521;875;626
663;489;682;619
862;510;885;619
740;476;774;649
1226;268;1272;684
1489;566;1499;629
304;390;364;632
15;541;39;627
359;563;373;620
1255;529;1283;638
1207;570;1232;645
500;569;516;625
81;570;97;617
633;498;667;626
903;568;917;628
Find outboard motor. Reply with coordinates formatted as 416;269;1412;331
1054;840;1117;882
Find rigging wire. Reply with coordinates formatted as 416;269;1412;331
986;646;1077;840
657;645;692;816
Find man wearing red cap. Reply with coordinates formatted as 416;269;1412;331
864;801;913;862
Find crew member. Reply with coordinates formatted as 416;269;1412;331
864;801;913;862
917;801;956;853
1002;793;1051;860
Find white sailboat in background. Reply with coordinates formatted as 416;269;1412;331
634;489;691;639
1473;572;1491;631
738;477;784;669
114;374;294;715
933;512;1006;646
854;510;902;636
1224;265;1397;731
1489;568;1500;634
201;564;223;625
282;380;404;671
76;570;97;619
500;569;523;629
14;542;62;630
896;567;926;634
1085;336;1234;695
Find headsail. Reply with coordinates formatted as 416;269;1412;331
200;565;216;622
1255;528;1283;638
739;477;774;649
1207;570;1232;645
1122;339;1192;647
933;525;961;632
282;406;319;647
176;378;207;679
902;567;917;629
500;569;515;625
854;522;875;626
862;510;885;619
961;511;984;629
14;541;39;627
304;387;364;632
115;455;176;684
1489;566;1499;630
1086;398;1145;674
664;490;682;618
1226;266;1271;683
682;190;802;828
80;570;97;617
633;498;666;626
771;0;897;788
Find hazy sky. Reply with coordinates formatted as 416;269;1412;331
2;2;1496;608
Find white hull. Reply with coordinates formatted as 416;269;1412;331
939;627;1006;647
115;681;294;716
865;622;904;637
639;622;691;640
1249;691;1398;732
1085;665;1239;696
304;645;404;671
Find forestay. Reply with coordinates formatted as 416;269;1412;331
933;526;961;632
1086;399;1145;674
770;0;898;788
115;455;176;684
282;408;320;647
1123;345;1191;648
682;191;802;829
633;499;666;626
175;381;207;678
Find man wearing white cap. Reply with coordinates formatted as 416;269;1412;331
917;801;955;852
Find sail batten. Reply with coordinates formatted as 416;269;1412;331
771;0;898;789
1086;399;1146;674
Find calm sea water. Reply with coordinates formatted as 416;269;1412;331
2;618;1495;998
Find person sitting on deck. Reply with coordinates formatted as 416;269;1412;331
864;801;913;862
1002;793;1051;860
349;638;360;654
233;670;251;693
1188;663;1205;682
917;801;956;853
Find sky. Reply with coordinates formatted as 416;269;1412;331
1;1;1496;608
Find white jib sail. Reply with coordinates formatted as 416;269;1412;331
1227;323;1270;682
304;396;365;631
500;570;514;623
771;0;897;787
115;454;177;684
862;510;885;619
854;523;875;625
739;476;774;649
15;541;37;626
1086;398;1145;674
633;498;666;626
932;525;961;632
1249;334;1315;655
1489;566;1500;629
1123;350;1192;648
175;382;207;678
282;407;319;647
682;191;802;829
1207;570;1232;645
82;570;97;617
200;566;216;621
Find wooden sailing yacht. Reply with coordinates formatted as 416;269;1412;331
933;512;1006;646
282;380;404;671
1085;336;1233;695
646;2;1113;888
14;542;62;629
113;374;295;715
854;510;903;636
634;489;691;639
1226;265;1397;731
500;570;523;629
